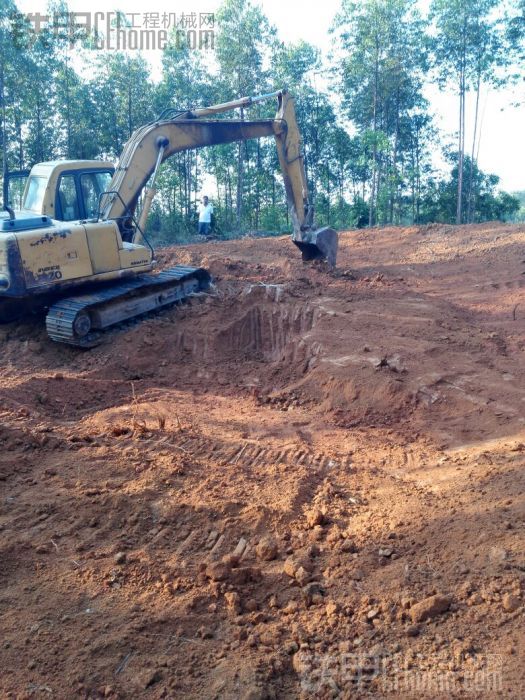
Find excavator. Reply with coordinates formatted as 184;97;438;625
0;90;338;346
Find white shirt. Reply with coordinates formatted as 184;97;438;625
198;202;213;223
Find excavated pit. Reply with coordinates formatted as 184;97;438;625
172;284;319;364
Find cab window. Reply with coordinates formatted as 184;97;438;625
23;176;47;212
57;175;79;221
6;172;29;209
80;171;112;219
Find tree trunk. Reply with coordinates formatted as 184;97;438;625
456;73;464;224
183;155;188;220
127;80;132;138
369;34;380;227
466;71;481;223
390;86;400;225
178;159;183;216
326;163;331;225
227;170;232;225
194;152;199;220
0;63;7;205
235;106;244;230
65;58;72;158
36;96;43;163
415;133;421;223
255;140;261;229
456;22;467;225
410;141;416;224
186;152;192;220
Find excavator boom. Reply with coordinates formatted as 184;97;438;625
102;90;337;267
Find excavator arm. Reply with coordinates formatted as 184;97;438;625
101;90;338;267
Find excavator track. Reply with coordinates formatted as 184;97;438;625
45;265;211;347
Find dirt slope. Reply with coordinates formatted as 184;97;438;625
0;222;524;699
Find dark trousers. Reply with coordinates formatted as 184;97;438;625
198;222;210;235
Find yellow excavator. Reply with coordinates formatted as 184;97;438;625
0;90;337;346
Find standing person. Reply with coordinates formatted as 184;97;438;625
198;195;213;236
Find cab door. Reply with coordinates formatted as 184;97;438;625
55;170;114;222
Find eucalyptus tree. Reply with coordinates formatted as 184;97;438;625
1;3;58;172
506;0;525;111
155;38;209;230
0;1;24;179
332;0;429;226
86;52;154;160
215;0;275;229
507;0;525;61
430;0;503;224
272;40;328;222
271;39;365;228
420;153;519;223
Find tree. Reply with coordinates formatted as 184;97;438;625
332;0;430;225
152;37;208;237
507;0;525;60
509;190;525;222
1;3;61;175
215;0;275;229
430;0;503;224
420;153;520;223
0;0;23;183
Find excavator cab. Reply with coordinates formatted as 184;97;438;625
21;161;115;222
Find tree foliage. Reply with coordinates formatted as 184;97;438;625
332;0;432;225
0;0;521;241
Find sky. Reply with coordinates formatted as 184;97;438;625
16;0;525;192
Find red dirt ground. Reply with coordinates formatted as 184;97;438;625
0;222;524;699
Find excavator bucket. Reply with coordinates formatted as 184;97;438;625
292;227;338;269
